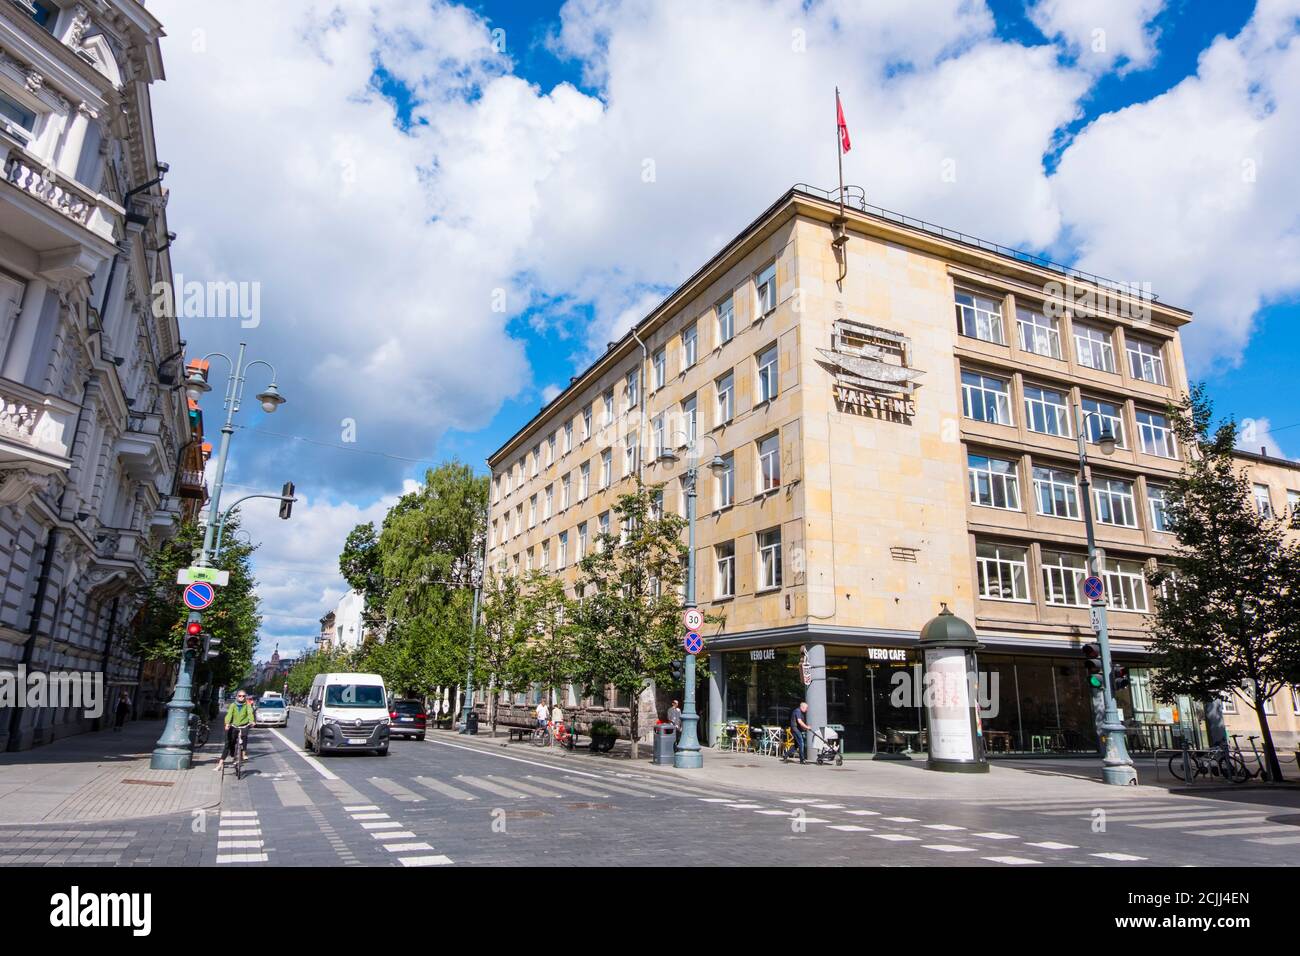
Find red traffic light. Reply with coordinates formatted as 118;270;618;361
186;621;202;636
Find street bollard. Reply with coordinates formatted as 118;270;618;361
1181;738;1193;785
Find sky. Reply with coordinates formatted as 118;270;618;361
146;0;1300;662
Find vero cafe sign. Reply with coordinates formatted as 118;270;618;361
819;319;922;420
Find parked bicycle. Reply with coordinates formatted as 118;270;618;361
530;723;552;746
1230;734;1272;782
189;713;210;750
1167;741;1249;784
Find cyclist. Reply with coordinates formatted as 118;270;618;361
216;690;255;773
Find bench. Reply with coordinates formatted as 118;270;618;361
507;726;534;742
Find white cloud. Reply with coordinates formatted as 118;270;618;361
1029;0;1167;74
1236;417;1299;462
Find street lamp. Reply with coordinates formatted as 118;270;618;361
658;429;725;769
151;342;287;771
1074;403;1136;786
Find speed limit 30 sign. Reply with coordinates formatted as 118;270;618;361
682;607;704;631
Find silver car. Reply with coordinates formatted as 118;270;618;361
253;697;288;727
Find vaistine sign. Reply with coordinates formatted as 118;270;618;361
818;318;923;421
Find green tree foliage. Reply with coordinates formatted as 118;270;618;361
476;570;534;736
1147;387;1300;781
571;483;686;758
131;517;262;699
520;571;578;708
339;521;387;624
285;646;357;699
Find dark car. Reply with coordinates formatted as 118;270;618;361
388;699;427;740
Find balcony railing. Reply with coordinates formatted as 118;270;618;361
1;142;119;244
0;377;76;466
177;468;207;500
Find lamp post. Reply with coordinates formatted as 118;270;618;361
658;430;726;770
1074;403;1137;786
150;342;285;770
459;532;486;734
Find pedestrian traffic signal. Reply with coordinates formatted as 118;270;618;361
278;481;295;519
1083;643;1104;689
670;659;684;683
1110;662;1130;694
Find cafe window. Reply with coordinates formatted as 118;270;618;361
976;541;1030;602
968;453;1020;510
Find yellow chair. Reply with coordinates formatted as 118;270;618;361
735;723;752;753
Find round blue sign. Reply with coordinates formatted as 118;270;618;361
684;631;703;655
1083;575;1105;601
183;582;215;610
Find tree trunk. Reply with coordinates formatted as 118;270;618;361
488;678;498;738
628;692;639;760
1252;697;1285;782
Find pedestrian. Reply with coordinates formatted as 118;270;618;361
789;701;812;764
667;699;682;741
535;698;550;731
113;690;131;731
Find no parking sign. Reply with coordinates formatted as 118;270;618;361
183;582;215;611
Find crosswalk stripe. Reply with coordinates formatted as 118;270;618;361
698;798;731;803
457;775;527;799
371;831;416;840
571;778;657;797
216;853;268;864
350;813;390;821
984;856;1041;865
1132;814;1269;829
598;776;698;798
217;829;262;838
924;844;976;853
1065;807;1240;822
343;805;379;812
1026;841;1078;850
725;804;764;810
220;811;259;818
827;825;872;832
384;842;434;852
923;824;967;831
974;833;1020;840
1181;824;1299;837
488;775;562;798
1092;852;1146;861
399;855;454;867
871;834;919;842
368;777;426;802
413;776;479;801
1245;835;1300;845
845;810;881;816
883;816;919;823
361;822;403;830
755;809;792;816
527;776;611;798
273;779;312;807
612;774;738;798
1038;804;1208;817
217;840;263;849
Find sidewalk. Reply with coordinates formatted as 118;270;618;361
0;719;222;826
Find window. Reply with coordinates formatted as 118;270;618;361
1023;384;1071;437
649;489;663;520
558;531;568;569
1288;490;1299;517
757;528;782;590
602;390;614;427
716;453;735;508
528;494;537;528
961;370;1013;425
976;542;1030;601
1094;477;1138;527
1082;396;1125;448
682;394;697;444
682;323;698;369
758;433;781;492
561;474;571;510
1148;484;1170;532
514;504;523;535
28;1;58;31
1105;558;1149;612
547;433;557;465
582;405;592;440
525;548;534;572
577;522;588;559
1074;322;1116;373
1254;484;1274;519
598;511;611;541
625;370;638;407
544;485;553;520
1136;409;1177;458
717;296;735;344
1017;306;1061;359
715;541;736;598
757;344;779;403
652;413;666;457
539;539;550;571
968;454;1020;510
954;289;1005;344
531;446;540;477
624;431;639;475
653;348;666;390
600;449;612;488
563;421;573;453
0;93;37;133
579;462;590;499
1127;337;1166;385
1219;690;1238;715
1034;466;1080;519
1041;551;1088;606
489;520;497;548
716;371;734;424
755;262;777;316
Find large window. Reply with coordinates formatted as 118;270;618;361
758;433;781;492
968;454;1020;510
1041;551;1088;606
716;452;735;508
715;541;736;598
579;462;590;499
558;531;568;568
755;262;777;316
757;528;782;590
1074;322;1116;373
682;323;698;370
1105;558;1149;612
961;370;1013;425
1023;384;1071;437
954;289;1005;344
1127;337;1166;385
1254;484;1274;519
577;522;588;559
652;348;666;390
1148;484;1170;532
682;394;697;444
716;371;734;424
757;344;779;403
600;449;612;489
1017;306;1062;359
563;420;573;454
1033;465;1080;519
976;542;1030;601
1136;409;1177;458
582;405;592;440
1082;396;1125;448
624;431;639;475
602;390;614;427
561;474;571;510
528;494;537;528
1094;476;1138;527
544;485;553;520
717;296;734;344
625;369;638;407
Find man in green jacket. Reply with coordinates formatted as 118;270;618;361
217;690;255;772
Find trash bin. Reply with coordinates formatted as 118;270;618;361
653;723;676;765
465;710;479;735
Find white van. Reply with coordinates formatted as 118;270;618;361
303;672;391;756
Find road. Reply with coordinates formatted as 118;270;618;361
1;708;1298;867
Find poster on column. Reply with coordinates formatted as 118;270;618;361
924;648;975;761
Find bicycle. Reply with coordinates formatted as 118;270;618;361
530;722;552;746
1231;735;1272;782
223;725;250;781
189;713;210;750
1167;742;1249;783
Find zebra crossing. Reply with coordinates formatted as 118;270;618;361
341;804;452;867
0;828;136;865
216;810;267;864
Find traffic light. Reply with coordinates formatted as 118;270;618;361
278;481;295;519
204;633;222;661
1110;662;1130;694
670;659;684;683
184;619;202;653
1083;643;1104;690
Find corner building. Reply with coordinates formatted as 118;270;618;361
487;184;1271;755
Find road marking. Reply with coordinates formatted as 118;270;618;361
871;834;920;842
754;809;792;815
1181;824;1299;837
361;821;403;830
571;778;657;797
371;831;417;841
923;824;967;831
217;840;263;849
725;803;764;809
369;777;426;802
220;811;258;818
488;776;562;798
272;780;313;807
826;825;872;832
217;828;262;838
384;842;434;852
527;776;611;798
343;805;380;812
845;810;881;816
1026;841;1078;850
413;776;479;801
984;856;1041;865
809;804;846;809
1058;807;1239;822
1092;852;1147;861
780;798;822;804
1245;835;1300;845
1038;804;1209;817
350;813;390;821
797;818;830;824
1132;814;1268;829
883;816;919;823
924;844;976;853
215;853;269;864
268;728;338;780
975;831;1021;840
698;798;732;803
456;775;527;799
399;855;454;867
428;737;605;778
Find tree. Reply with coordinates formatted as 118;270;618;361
520;571;577;712
339;521;387;625
476;571;533;736
286;646;355;699
571;483;687;759
1146;387;1300;782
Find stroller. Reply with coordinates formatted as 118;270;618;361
814;725;844;766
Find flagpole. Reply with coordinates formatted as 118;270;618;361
836;86;845;217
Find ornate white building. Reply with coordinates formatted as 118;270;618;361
0;0;191;750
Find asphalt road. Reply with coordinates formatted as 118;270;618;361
2;709;1298;867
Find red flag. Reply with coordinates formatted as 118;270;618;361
837;92;851;153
